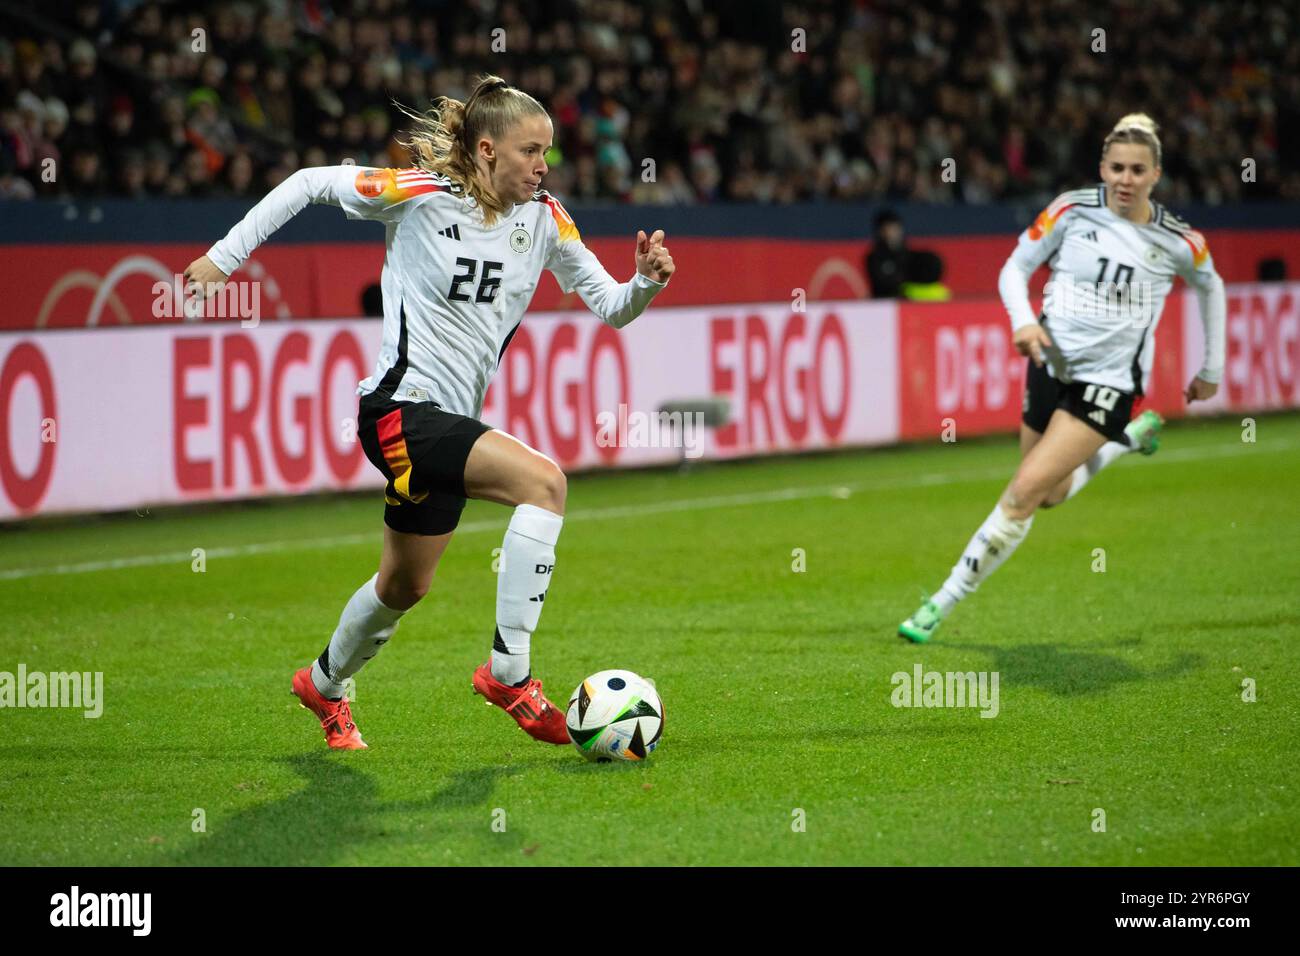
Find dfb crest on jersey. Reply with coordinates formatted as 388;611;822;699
510;225;532;253
1144;245;1167;267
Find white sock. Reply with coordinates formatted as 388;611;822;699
491;504;563;686
1064;440;1131;501
311;573;405;699
934;503;1034;614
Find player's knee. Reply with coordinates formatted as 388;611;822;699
1040;476;1072;510
376;575;430;611
523;464;566;514
1002;479;1043;520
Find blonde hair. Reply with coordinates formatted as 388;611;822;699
396;74;549;226
1102;112;1162;166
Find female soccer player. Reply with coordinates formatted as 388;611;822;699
184;75;675;748
899;113;1224;642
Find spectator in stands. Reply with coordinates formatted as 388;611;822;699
142;141;172;193
221;148;255;196
67;146;106;195
114;148;146;198
865;209;909;298
0;0;1295;203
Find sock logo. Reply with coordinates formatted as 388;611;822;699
535;563;554;574
529;591;547;603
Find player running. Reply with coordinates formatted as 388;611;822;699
898;113;1225;643
183;75;675;748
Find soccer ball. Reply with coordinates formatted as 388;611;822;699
565;670;663;762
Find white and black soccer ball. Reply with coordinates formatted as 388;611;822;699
566;670;663;762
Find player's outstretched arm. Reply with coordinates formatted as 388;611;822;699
184;165;416;304
547;219;676;330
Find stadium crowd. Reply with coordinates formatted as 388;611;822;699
1;0;1297;204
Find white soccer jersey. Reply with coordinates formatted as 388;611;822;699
206;165;667;417
998;184;1226;394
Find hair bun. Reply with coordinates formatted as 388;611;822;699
1113;112;1159;136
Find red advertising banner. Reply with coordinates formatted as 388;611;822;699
1;286;1292;520
3;239;876;331
897;298;1186;441
4;230;1293;331
1184;283;1300;415
0;301;898;520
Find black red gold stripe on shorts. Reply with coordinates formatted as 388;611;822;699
375;407;428;503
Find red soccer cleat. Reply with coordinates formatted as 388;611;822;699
291;666;367;750
472;663;569;745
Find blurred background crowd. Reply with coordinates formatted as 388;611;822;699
2;0;1297;205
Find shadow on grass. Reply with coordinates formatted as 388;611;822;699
547;756;658;775
169;752;545;866
1171;614;1300;635
955;642;1201;697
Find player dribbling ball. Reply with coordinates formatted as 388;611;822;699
184;75;676;749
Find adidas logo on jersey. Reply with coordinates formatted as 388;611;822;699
1088;409;1107;425
1081;230;1098;243
437;224;461;240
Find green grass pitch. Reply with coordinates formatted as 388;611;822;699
1;412;1297;866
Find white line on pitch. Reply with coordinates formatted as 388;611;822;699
0;437;1291;582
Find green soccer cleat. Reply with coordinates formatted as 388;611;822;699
899;597;944;643
1125;409;1164;456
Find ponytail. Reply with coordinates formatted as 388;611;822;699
396;74;548;226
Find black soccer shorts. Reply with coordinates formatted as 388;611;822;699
1021;358;1135;443
357;391;492;535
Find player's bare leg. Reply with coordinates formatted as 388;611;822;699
293;527;452;750
1041;409;1164;508
1000;409;1108;519
463;429;567;513
900;411;1107;642
377;526;455;610
1017;422;1077;505
463;430;569;744
1019;422;1045;457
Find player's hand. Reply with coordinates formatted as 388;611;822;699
636;229;675;283
1184;376;1218;403
1013;323;1053;367
183;255;229;302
